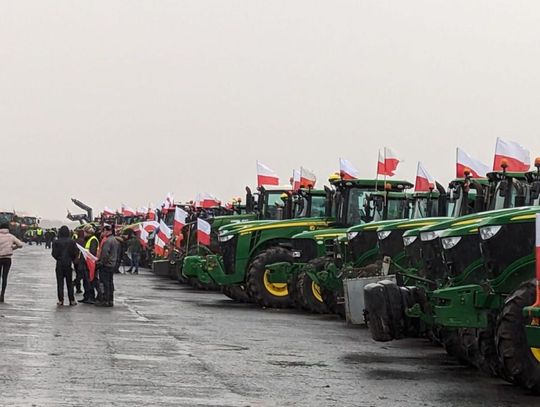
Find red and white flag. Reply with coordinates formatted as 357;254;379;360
339;158;360;180
291;169;301;190
377;147;400;177
456;148;490;178
415;162;436;192
138;224;149;248
161;193;174;214
76;244;98;281
154;235;166;256
195;193;220;208
197;218;211;246
257;161;279;186
122;204;136;217
103;207;115;217
141;220;159;233
157;220;172;245
136;207;148;216
173;206;188;236
147;207;157;221
299;167;317;188
493;137;530;171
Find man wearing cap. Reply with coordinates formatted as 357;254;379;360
96;224;119;307
80;224;99;304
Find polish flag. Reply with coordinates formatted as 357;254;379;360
138;224;149;248
157;220;172;245
339;158;360;180
415;162;436;192
456;148;490;178
154;235;166;256
76;243;98;281
174;206;188;236
300;167;317;188
103;207;115;217
197;218;212;246
257;161;279;186
291;169;301;190
141;220;159;233
136;207;148;216
161;193;174;214
196;193;221;208
147;207;156;221
378;147;400;177
493;137;530;171
122;205;136;217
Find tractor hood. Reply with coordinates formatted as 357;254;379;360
218;219;279;235
218;217;333;239
212;213;257;230
376;217;451;233
346;219;403;234
292;227;347;242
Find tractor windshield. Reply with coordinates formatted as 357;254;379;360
412;196;439;219
0;212;14;223
492;180;519;210
263;191;286;220
372;196;408;222
309;195;327;217
345;189;373;225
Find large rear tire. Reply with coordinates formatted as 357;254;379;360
321;285;345;318
222;285;251;303
247;247;293;308
496;280;540;392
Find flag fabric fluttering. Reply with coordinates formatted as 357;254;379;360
456;148;490;178
154;220;172;256
377;147;400;177
493;137;530;171
256;161;279;186
415;162;436;192
76;244;98;281
122;204;136;217
195;193;220;208
174;206;188;236
291;169;301;190
299;167;317;188
197;218;211;246
339;158;360;180
103;207;115;217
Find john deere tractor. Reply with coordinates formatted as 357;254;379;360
265;181;416;314
183;177;410;308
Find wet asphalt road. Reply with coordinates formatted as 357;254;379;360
0;246;536;406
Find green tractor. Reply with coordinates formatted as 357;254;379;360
0;210;20;238
183;177;412;308
266;183;418;314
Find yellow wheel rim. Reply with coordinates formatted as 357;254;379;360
263;270;288;297
531;347;540;363
311;282;323;303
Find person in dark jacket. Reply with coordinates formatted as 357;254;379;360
96;224;120;307
126;234;143;274
51;226;78;306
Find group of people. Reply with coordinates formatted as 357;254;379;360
22;227;57;247
0;222;143;307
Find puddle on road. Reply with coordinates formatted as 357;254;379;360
268;360;328;368
341;351;444;366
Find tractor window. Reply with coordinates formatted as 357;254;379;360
309;195;327;218
412;197;438;219
0;213;13;223
493;181;518;210
265;192;285;220
346;189;373;225
447;187;464;217
293;196;308;218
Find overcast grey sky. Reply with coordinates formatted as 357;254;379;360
2;1;540;219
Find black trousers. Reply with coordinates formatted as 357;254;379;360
0;258;12;296
81;263;96;301
101;266;114;305
56;267;74;302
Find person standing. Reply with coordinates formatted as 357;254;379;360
96;224;119;307
0;222;24;303
126;233;142;274
80;225;99;304
51;226;78;306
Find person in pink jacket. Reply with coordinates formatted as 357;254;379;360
0;222;24;302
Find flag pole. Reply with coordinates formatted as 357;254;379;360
375;150;380;190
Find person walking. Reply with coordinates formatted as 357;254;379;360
51;226;78;306
0;222;24;303
126;233;142;274
80;224;99;304
96;224;119;307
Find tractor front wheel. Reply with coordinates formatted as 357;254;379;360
496;280;540;392
247;247;293;308
222;285;251;303
294;258;329;314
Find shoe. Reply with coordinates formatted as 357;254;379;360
86;299;95;305
70;300;77;306
57;301;64;306
133;271;138;275
106;302;114;307
94;301;107;307
127;268;133;273
76;289;82;294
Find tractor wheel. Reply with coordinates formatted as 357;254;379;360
457;328;479;367
295;268;329;314
246;247;293;308
222;285;250;303
475;313;513;380
321;285;345;318
496;280;540;392
440;329;469;364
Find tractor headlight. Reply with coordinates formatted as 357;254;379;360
347;231;358;241
479;225;502;241
420;230;442;242
441;236;462;250
292;251;302;258
403;236;417;247
218;234;234;242
378;230;392;240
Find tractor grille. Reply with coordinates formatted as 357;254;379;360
220;236;238;275
441;235;481;281
404;238;422;269
378;230;405;258
481;223;534;280
292;239;318;262
349;231;378;262
421;239;446;282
